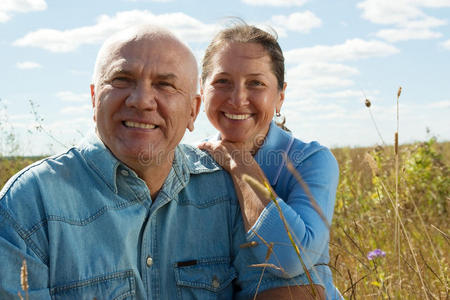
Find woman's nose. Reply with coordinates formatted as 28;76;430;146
229;84;249;107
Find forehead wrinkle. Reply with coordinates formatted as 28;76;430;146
102;58;132;78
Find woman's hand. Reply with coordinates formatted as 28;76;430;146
197;140;252;174
198;140;275;231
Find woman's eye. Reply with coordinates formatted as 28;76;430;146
248;80;264;87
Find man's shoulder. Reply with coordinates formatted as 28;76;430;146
0;147;83;199
176;144;237;204
178;144;222;174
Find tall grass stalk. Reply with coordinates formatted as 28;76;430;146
378;175;429;299
364;96;386;146
395;87;401;288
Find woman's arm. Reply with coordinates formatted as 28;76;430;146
199;140;339;279
252;148;339;278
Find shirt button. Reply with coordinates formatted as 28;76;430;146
121;169;129;176
146;256;153;267
212;276;220;289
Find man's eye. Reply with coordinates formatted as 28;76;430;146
111;77;133;88
156;81;176;91
159;81;174;87
213;78;230;86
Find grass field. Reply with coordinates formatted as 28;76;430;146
330;140;449;299
1;140;449;299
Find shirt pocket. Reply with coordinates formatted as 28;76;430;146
50;270;136;300
174;257;237;300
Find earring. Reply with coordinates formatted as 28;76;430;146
275;111;285;124
274;110;290;132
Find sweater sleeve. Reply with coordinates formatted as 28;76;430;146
246;148;339;278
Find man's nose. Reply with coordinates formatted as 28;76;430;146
229;84;249;107
125;83;157;110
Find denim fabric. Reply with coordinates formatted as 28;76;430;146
209;121;343;300
0;133;301;299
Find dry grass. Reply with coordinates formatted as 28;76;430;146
4;141;448;299
331;140;449;299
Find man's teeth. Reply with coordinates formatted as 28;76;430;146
224;113;251;120
124;121;156;129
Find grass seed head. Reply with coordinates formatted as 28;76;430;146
20;259;29;292
364;152;379;176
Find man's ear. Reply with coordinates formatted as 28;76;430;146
199;78;205;104
187;94;202;132
90;84;97;122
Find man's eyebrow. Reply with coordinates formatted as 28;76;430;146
108;68;134;76
156;73;178;81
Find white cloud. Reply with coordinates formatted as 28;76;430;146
13;10;218;52
358;0;424;25
125;0;173;2
271;11;322;33
56;91;90;103
16;61;42;69
9;113;33;121
287;76;354;93
285;39;399;63
0;0;46;22
429;100;450;108
442;39;450;50
284;63;360;103
60;105;91;115
289;62;359;77
376;28;442;42
242;0;307;7
284;99;346;114
358;0;450;42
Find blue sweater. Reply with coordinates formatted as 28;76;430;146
211;121;343;299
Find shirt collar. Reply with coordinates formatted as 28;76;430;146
78;132;222;195
254;121;294;186
157;144;222;201
78;132;123;194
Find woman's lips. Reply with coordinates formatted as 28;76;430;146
223;112;252;120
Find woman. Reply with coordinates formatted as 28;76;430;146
198;24;343;299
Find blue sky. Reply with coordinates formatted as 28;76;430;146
1;0;449;155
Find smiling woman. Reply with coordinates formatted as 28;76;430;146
202;41;285;151
199;23;343;300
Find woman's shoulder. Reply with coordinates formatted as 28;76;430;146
288;136;337;169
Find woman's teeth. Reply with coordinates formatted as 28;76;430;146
224;113;251;120
124;121;156;129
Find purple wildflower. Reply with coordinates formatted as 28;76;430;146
367;249;386;260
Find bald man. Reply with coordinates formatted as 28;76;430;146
0;25;321;299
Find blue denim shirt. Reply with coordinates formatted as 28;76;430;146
210;122;343;300
0;133;301;299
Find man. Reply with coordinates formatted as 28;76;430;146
0;25;321;299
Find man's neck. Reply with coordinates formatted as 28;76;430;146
126;152;175;201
